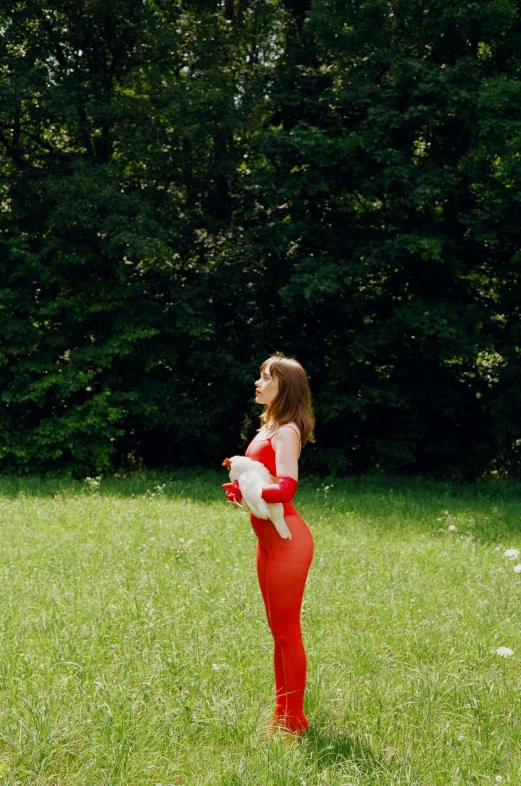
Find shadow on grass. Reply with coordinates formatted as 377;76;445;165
303;725;389;780
1;471;521;541
302;474;521;542
0;468;225;502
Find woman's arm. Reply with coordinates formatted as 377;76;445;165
272;425;300;480
260;425;300;503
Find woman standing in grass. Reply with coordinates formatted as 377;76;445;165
223;354;315;735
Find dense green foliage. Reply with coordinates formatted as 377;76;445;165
1;0;521;475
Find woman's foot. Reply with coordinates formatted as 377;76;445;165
284;718;309;736
265;713;309;737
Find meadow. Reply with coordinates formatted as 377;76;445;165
1;471;521;785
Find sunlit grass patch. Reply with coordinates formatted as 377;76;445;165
1;473;521;784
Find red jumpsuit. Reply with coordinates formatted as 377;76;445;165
245;430;314;733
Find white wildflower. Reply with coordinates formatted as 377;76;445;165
514;565;521;573
496;777;503;783
496;647;514;658
504;549;520;559
448;524;457;531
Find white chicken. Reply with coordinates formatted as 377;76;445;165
222;455;292;540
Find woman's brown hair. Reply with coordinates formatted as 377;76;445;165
259;354;315;446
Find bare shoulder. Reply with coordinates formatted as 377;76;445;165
278;422;301;440
273;423;301;451
272;423;300;477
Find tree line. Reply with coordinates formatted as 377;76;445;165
1;0;521;477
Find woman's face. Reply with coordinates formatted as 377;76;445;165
255;364;279;406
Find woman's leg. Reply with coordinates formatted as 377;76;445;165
264;516;314;732
256;540;287;720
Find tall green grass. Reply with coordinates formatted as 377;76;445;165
1;472;521;784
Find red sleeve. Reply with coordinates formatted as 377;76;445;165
261;476;298;503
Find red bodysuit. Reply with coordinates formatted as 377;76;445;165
245;429;314;733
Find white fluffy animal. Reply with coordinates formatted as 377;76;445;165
223;456;292;540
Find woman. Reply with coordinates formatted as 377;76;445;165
223;354;315;735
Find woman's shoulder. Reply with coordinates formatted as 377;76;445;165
279;422;301;437
273;422;301;446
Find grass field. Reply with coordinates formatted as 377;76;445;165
1;471;521;785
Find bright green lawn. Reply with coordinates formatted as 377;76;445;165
1;472;521;785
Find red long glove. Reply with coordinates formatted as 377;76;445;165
261;476;298;503
222;480;242;503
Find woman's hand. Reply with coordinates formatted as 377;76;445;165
222;480;243;504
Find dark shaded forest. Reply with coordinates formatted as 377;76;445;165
1;0;521;477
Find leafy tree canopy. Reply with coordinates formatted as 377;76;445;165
1;0;520;477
